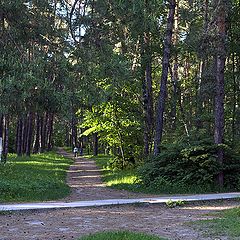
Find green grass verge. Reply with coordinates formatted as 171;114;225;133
78;231;166;240
195;207;240;239
0;151;73;203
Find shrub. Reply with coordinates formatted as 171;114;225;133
138;138;240;192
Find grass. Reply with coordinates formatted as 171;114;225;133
78;231;166;240
0;151;73;203
195;207;240;239
91;154;142;192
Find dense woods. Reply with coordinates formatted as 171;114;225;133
1;0;240;190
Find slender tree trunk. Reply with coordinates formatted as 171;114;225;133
141;37;154;155
214;0;227;187
71;112;77;147
154;0;176;155
93;132;98;156
141;0;154;156
26;112;34;156
16;117;23;156
65;124;70;147
0;114;3;162
39;115;44;152
47;113;54;151
22;115;28;154
41;112;48;152
3;115;9;161
170;0;179;131
33;114;40;153
197;0;209;130
0;114;3;140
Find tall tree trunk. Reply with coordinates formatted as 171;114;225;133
154;0;176;155
0;114;3;162
71;112;77;147
33;114;40;153
41;112;48;152
16;117;23;156
26;112;34;156
39;115;44;152
93;132;98;156
141;36;154;155
197;0;209;130
22;115;28;154
214;0;227;187
3;115;9;161
141;0;154;156
170;0;179;131
47;113;54;151
232;53;236;142
0;114;3;140
65;124;70;147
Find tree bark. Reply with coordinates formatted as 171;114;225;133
141;36;154;155
170;0;179;131
16;117;23;156
33;114;40;153
26;112;34;156
71;112;78;147
39;115;44;152
141;0;154;156
232;53;236;142
22;115;28;154
154;0;176;155
93;132;98;156
214;0;227;187
41;112;48;152
3;115;9;161
47;113;54;151
0;114;3;139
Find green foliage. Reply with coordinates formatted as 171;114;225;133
166;200;185;208
0;152;73;202
78;231;166;240
195;207;240;239
81;100;144;165
138;138;240;193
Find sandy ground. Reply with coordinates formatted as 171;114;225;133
0;200;239;240
60;150;159;202
0;150;239;240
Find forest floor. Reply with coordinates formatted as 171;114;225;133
0;149;240;240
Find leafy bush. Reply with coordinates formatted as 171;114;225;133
138;138;240;193
107;155;136;170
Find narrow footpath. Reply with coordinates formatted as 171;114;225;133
59;149;156;202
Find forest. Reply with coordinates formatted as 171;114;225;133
1;0;240;192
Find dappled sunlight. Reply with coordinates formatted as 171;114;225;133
72;175;101;179
16;161;69;167
71;183;106;188
67;169;103;173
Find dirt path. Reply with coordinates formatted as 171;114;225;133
59;149;158;201
0;200;239;240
